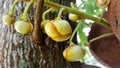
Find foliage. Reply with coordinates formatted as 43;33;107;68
79;0;105;16
76;0;108;67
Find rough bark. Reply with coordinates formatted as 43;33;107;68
105;0;120;41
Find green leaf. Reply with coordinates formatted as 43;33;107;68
77;22;88;46
79;0;102;16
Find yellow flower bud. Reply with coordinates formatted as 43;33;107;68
68;13;80;22
14;20;33;34
2;14;15;25
63;43;85;62
96;0;110;8
45;20;72;42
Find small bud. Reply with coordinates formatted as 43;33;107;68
96;0;110;8
2;14;15;25
63;43;85;62
14;20;33;34
68;13;80;22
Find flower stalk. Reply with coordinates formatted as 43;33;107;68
9;0;19;16
20;0;34;21
89;33;114;43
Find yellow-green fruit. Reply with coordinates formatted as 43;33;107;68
68;13;80;22
14;21;33;34
63;44;85;62
44;20;72;42
96;0;110;8
2;14;15;25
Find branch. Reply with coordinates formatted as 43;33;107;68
89;33;114;43
32;0;44;42
44;1;111;29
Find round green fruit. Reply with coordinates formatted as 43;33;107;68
14;20;33;34
2;14;15;25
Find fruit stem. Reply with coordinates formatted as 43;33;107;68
42;8;53;21
20;0;34;21
24;0;34;14
89;33;114;43
56;8;65;20
44;1;111;29
9;0;19;16
69;22;81;43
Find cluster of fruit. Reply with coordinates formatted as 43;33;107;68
40;0;111;62
42;18;86;61
2;0;85;62
2;0;36;34
40;7;85;62
41;5;81;42
41;9;73;42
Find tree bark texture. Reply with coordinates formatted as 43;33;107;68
0;0;75;68
104;0;120;41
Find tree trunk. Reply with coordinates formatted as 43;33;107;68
0;0;76;68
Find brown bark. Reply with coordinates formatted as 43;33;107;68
89;23;120;68
105;0;120;41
